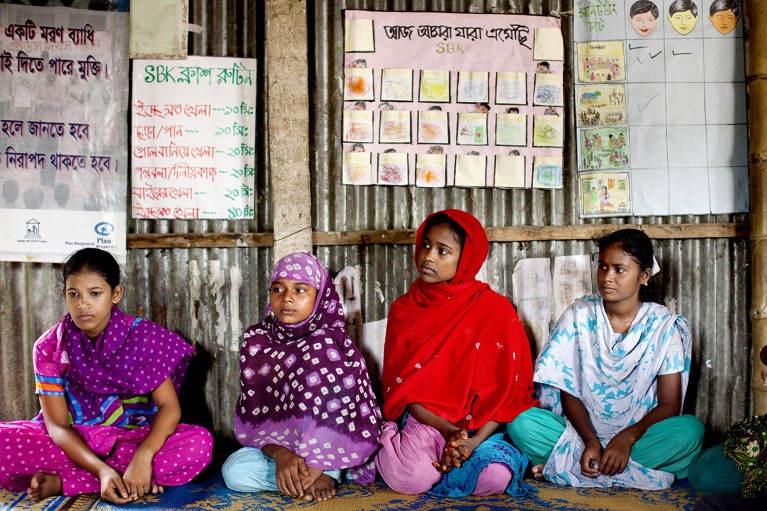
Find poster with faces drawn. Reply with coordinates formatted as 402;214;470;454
343;10;564;189
574;0;748;217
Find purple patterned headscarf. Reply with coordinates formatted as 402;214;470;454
264;252;334;338
234;253;381;478
270;252;323;291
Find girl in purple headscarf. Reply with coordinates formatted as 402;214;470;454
0;248;213;503
222;252;381;502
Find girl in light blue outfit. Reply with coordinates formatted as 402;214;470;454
508;229;704;490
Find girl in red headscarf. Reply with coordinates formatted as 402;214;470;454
374;209;538;496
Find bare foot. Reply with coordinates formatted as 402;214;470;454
302;473;337;502
531;464;546;481
293;466;322;500
26;473;63;503
150;483;164;494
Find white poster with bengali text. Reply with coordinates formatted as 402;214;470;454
131;56;257;220
0;5;129;263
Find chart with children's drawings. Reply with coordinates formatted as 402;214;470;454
575;0;748;217
342;10;564;189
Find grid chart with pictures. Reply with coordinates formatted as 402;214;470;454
574;0;748;217
343;10;565;189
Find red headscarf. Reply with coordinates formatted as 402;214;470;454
382;209;537;429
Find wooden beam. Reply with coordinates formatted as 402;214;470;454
315;223;749;246
313;229;417;246
127;223;749;249
486;223;750;242
128;233;274;249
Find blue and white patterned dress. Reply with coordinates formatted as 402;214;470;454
535;294;691;490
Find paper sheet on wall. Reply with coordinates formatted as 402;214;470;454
131;56;256;219
343;10;564;189
362;318;387;384
534;27;564;61
334;265;363;349
129;0;188;59
0;5;129;263
552;254;592;322
574;0;748;216
511;257;551;357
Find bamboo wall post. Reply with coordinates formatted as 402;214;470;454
746;0;767;415
266;0;313;262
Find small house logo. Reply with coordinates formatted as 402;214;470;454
94;222;114;236
25;219;40;239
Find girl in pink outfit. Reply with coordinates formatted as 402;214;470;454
0;248;213;503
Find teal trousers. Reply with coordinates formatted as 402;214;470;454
688;444;743;494
507;407;704;478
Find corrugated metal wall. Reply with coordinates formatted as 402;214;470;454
0;1;271;444
0;0;752;446
310;0;752;442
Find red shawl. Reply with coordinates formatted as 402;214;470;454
382;209;538;429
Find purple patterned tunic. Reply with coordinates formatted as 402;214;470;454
0;306;213;496
33;305;194;427
233;253;381;476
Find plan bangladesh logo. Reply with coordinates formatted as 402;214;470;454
94;222;114;244
94;222;114;236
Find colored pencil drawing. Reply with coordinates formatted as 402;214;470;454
533;115;563;147
381;68;413;102
343;110;374;143
579;171;631;216
342;152;373;185
496;113;527;146
576;41;625;83
496;72;527;104
415;154;446;187
377;152;409;185
456;112;488;145
576;84;626;126
457;71;489;103
533;73;564;106
578;127;629;171
344;67;374;101
417;110;449;144
532;156;563;189
419;70;451;103
379;110;411;143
